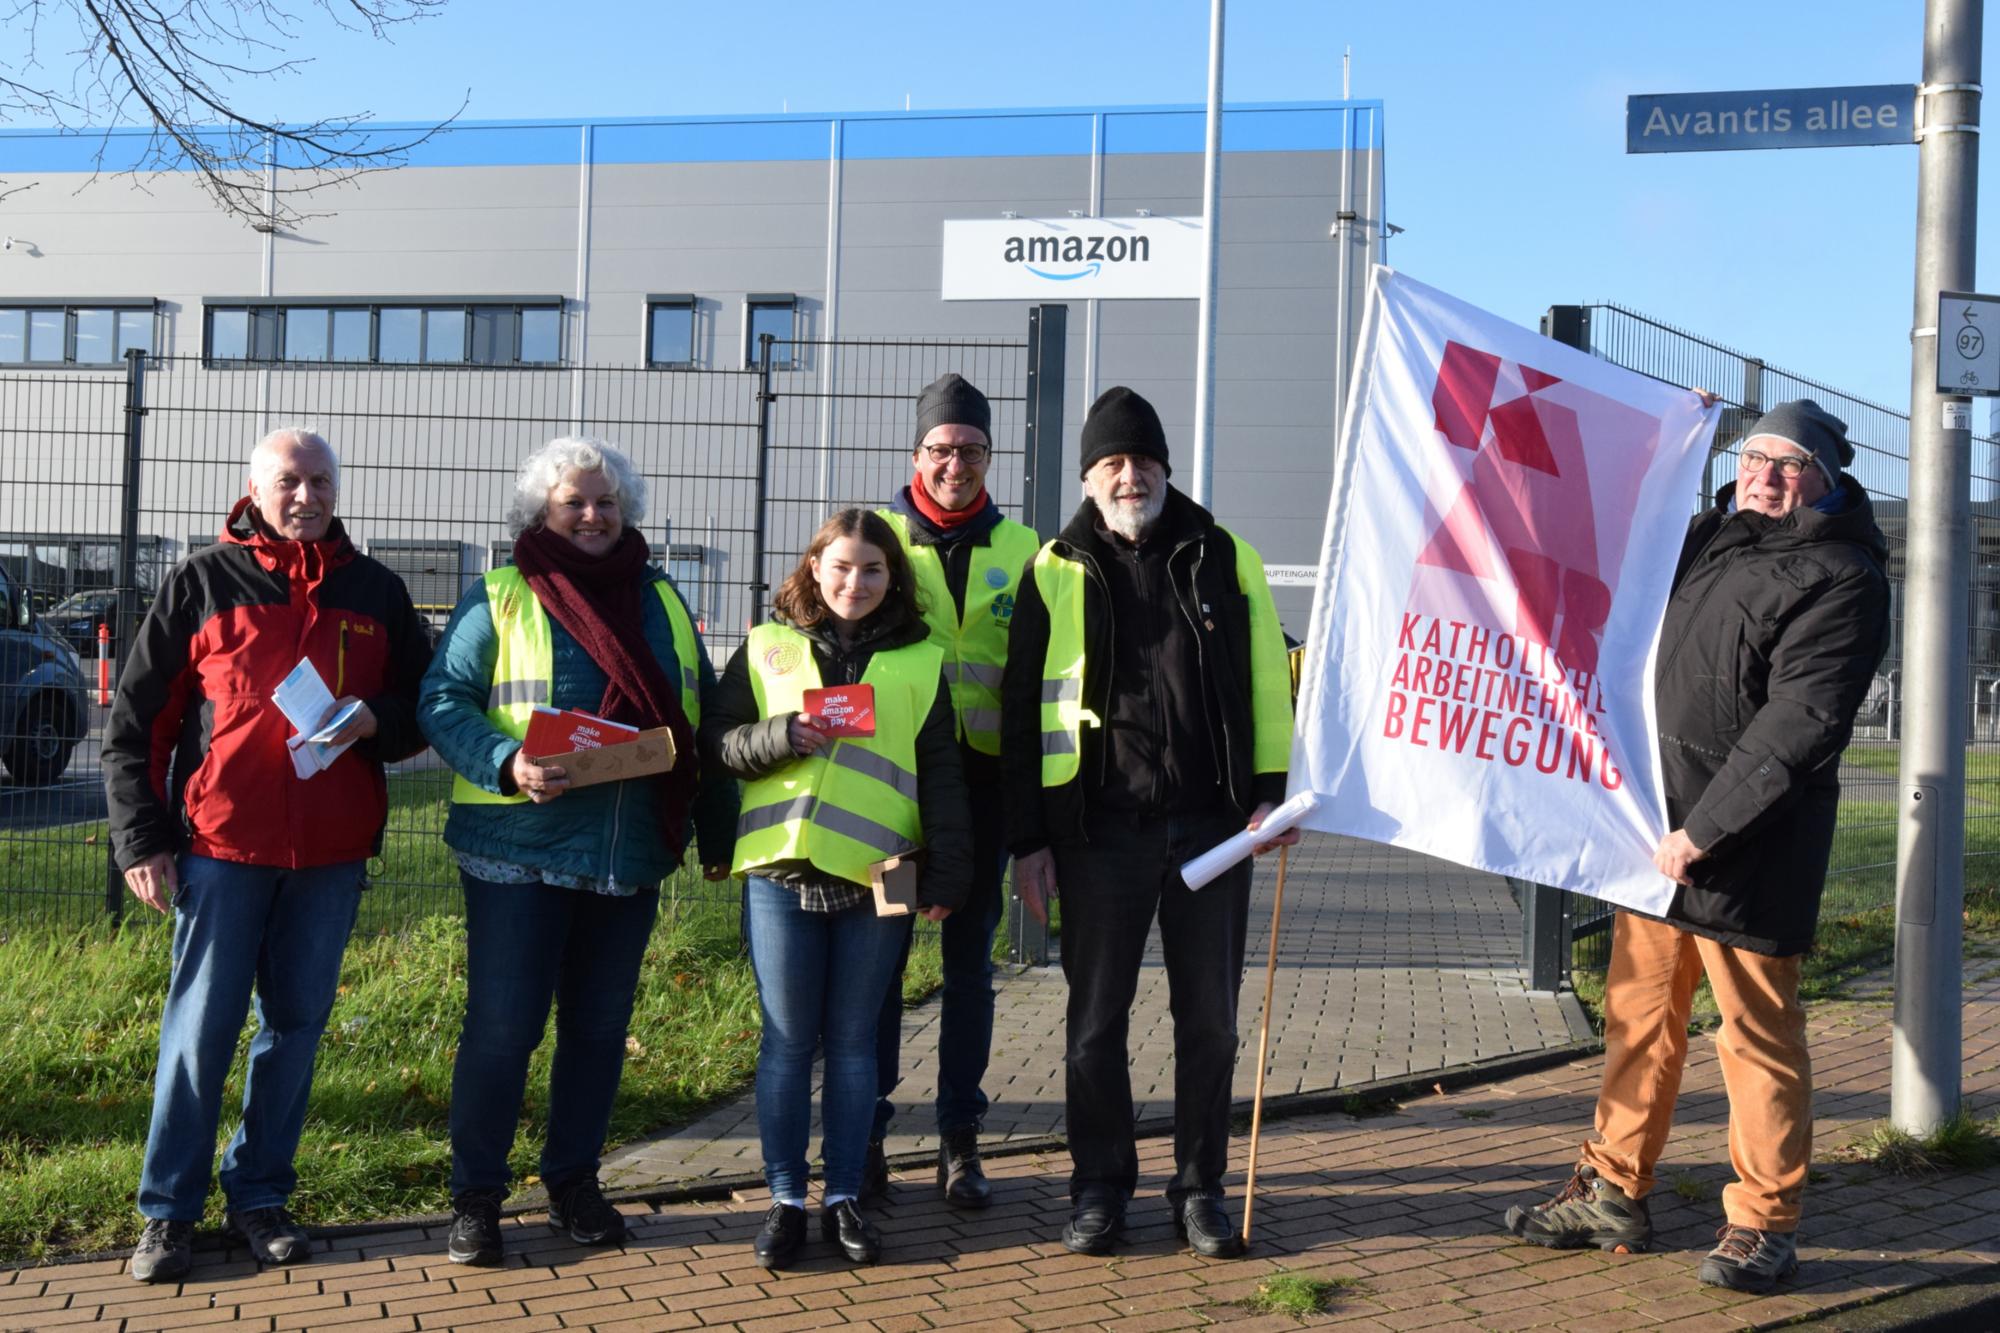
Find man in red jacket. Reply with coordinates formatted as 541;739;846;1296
105;427;431;1284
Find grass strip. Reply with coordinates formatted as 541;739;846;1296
0;899;943;1262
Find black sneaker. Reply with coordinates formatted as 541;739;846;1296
227;1204;311;1265
860;1138;890;1201
1699;1224;1799;1293
447;1189;506;1266
1503;1165;1652;1253
752;1202;807;1269
937;1124;992;1208
820;1199;882;1265
129;1218;195;1284
548;1176;627;1247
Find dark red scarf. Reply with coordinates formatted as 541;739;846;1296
513;525;700;859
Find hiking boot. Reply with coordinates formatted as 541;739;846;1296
752;1202;807;1269
227;1204;311;1265
1502;1165;1652;1253
1699;1223;1799;1293
548;1176;627;1247
937;1124;992;1208
129;1218;195;1284
860;1138;890;1201
447;1189;506;1266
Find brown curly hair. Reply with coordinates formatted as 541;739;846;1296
771;508;926;629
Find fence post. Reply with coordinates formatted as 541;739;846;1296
1520;879;1568;994
751;333;775;627
1022;304;1068;540
105;349;148;923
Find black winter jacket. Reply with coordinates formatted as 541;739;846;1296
1001;488;1288;854
699;604;973;911
1652;476;1890;955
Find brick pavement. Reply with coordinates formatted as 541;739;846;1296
18;949;2000;1329
600;833;1592;1189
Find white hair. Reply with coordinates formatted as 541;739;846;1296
251;426;339;490
507;436;648;537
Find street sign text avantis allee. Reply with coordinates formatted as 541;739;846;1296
1937;292;2000;399
1627;84;1917;153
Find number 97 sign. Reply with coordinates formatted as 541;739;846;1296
1940;291;2000;397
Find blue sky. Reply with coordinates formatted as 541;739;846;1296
5;1;1986;410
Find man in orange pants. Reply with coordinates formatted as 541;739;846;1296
1502;400;1890;1294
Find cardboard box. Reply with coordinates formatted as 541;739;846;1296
868;851;922;917
534;726;677;789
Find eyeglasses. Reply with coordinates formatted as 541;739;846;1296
1739;448;1815;479
921;443;989;465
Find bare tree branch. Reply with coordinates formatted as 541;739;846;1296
0;0;462;227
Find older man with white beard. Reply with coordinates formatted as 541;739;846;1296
1000;386;1297;1259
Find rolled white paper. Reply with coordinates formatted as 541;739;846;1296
1179;791;1321;890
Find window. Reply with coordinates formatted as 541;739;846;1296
646;295;696;368
0;302;155;365
745;294;796;369
204;299;564;366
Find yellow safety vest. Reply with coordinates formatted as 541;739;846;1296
1033;527;1293;786
731;622;946;886
878;508;1039;755
452;565;702;806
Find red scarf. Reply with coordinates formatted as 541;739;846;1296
908;475;986;530
512;525;700;860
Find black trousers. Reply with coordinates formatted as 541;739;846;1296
1053;808;1252;1205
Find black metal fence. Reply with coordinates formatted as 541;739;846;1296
1543;302;2000;971
0;317;1058;932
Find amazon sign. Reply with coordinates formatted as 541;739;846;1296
941;217;1204;300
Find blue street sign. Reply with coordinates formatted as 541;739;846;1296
1627;84;1917;153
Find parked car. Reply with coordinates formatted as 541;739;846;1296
0;567;90;784
40;588;144;656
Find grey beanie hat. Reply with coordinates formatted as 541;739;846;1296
914;373;991;448
1748;398;1853;486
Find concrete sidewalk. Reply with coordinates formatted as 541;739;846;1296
15;942;1999;1330
599;832;1592;1189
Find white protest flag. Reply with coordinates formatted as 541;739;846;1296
1290;269;1717;913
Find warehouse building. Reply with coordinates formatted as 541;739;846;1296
0;99;1385;640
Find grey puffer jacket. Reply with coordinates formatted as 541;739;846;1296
1651;475;1890;956
700;605;973;910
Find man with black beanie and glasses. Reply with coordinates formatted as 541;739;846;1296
869;373;1043;1207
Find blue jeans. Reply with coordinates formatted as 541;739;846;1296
746;875;911;1202
137;854;365;1220
873;793;1008;1138
450;874;659;1197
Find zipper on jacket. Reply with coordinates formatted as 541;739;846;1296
1172;533;1237;812
607;779;624;894
337;621;348;696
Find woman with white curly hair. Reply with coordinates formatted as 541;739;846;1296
418;436;737;1267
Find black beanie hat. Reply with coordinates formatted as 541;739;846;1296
914;373;991;448
1749;398;1853;485
1078;386;1172;477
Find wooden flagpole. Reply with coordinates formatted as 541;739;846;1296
1240;842;1290;1244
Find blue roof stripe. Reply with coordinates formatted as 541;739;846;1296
0;100;1382;172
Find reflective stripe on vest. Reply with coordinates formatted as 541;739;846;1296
878;509;1039;756
730;622;945;886
1031;526;1294;786
452;565;703;806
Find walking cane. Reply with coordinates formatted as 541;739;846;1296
1240;842;1290;1245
